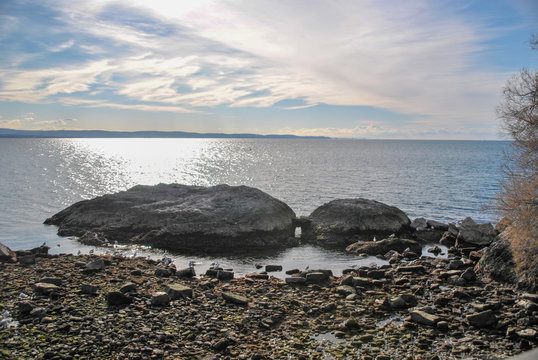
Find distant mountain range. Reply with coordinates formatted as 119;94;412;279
0;128;330;139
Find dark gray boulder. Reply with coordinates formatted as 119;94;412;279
307;199;411;246
45;184;297;252
457;217;497;247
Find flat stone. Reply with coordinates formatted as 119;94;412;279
38;277;62;286
466;310;497;328
81;284;98;295
306;272;327;283
120;283;137;293
165;284;193;299
19;255;35;265
106;291;132;306
155;268;172;277
265;265;282;272
217;270;234;280
285;277;307;285
336;285;356;296
86;259;105;270
352;277;371;287
222;291;248;305
410;310;440;326
151;292;170;306
0;242;17;263
246;273;269;280
34;282;59;295
516;329;537;340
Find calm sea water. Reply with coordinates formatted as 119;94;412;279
0;138;507;276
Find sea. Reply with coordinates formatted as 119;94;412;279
0;138;508;277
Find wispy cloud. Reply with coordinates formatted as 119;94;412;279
0;0;529;137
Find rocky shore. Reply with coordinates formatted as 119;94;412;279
1;245;537;360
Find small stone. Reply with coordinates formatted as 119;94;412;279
265;265;282;272
81;284;98;295
18;255;35;265
29;307;47;318
217;270;234;280
515;328;537;340
344;318;360;329
34;282;59;295
389;296;406;309
339;275;353;286
17;301;35;315
106;291;132;306
154;268;171;277
336;285;356;296
352;277;371;287
437;321;449;332
367;270;385;279
305;272;327;283
285;269;300;275
466;310;497;328
38;277;62;286
165;284;193;299
410;310;440;326
151;292;170;306
285;277;306;285
120;283;137;293
461;267;476;282
448;259;464;270
222;291;248;305
86;259;105;270
212;338;230;351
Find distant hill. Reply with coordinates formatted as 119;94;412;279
0;128;330;139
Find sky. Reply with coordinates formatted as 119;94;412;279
0;0;537;139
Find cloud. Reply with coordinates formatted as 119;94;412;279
33;118;78;126
0;0;521;135
0;118;22;128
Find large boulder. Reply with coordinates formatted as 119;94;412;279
346;238;421;255
44;184;297;252
307;199;411;246
457;217;497;247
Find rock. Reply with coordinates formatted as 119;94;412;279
222;291;248;305
466;310;497;327
437;321;449;332
17;301;35;315
410;310;440;326
427;220;449;231
217;270;234;280
175;267;195;278
285;277;307;285
305;272;327;283
439;232;456;247
457;221;497;247
86;259;105;270
308;198;411;246
29;307;47;318
367;269;386;279
427;246;443;255
336;285;356;296
346;238;421;255
0;242;17;263
448;259;464;270
34;282;59;295
106;291;132;306
246;273;269;280
120;283;137;293
155;268;172;277
81;284;98;295
352;277;371;287
516;329;537;340
18;255;35;265
212;338;230;351
415;229;444;243
165;284;193;299
265;265;282;272
344;318;360;329
476;237;518;284
44;184;298;251
461;267;476;282
38;277;62;286
339;275;353;286
151;292;170;306
411;218;428;231
285;269;300;275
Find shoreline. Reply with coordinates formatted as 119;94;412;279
1;247;536;359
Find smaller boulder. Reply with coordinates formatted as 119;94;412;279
106;291;132;306
222;291;248;305
467;310;497;328
165;284;193;299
